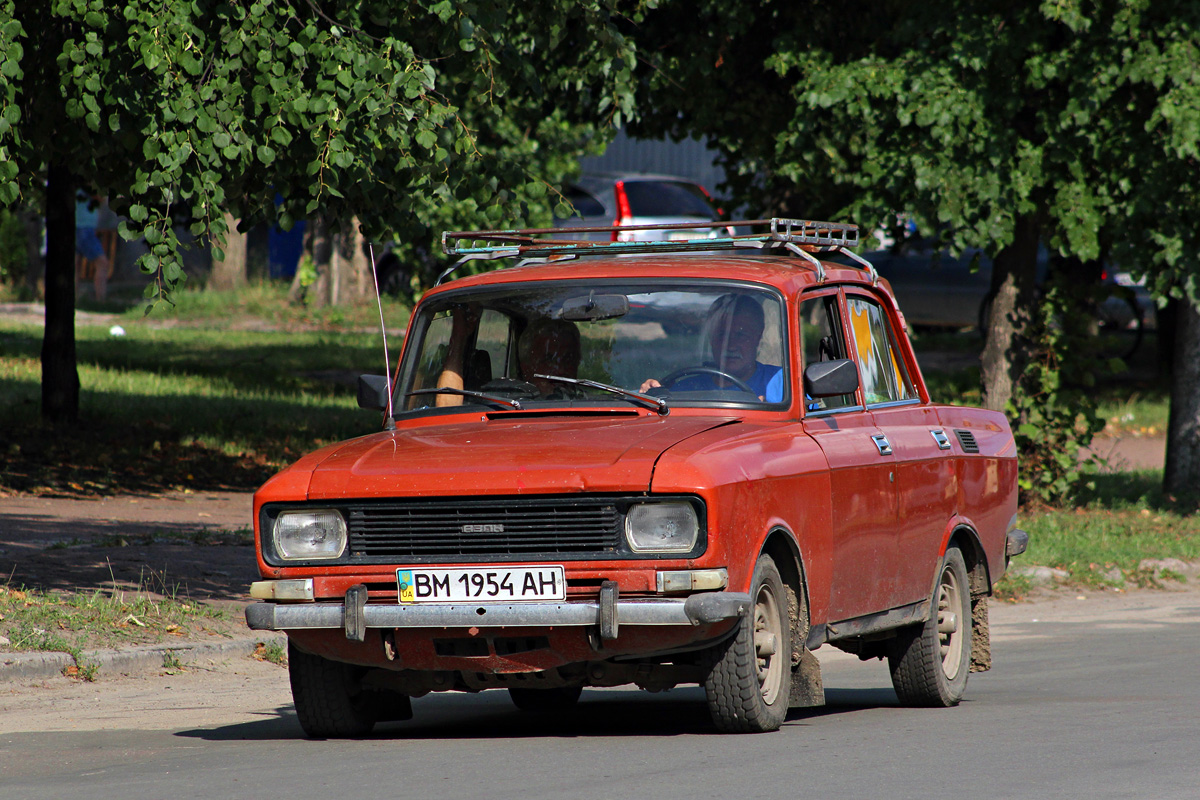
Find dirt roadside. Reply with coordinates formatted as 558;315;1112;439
0;490;267;684
0;490;257;603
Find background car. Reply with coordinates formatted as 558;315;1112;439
863;245;1155;356
555;172;728;241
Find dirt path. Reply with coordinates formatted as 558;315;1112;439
1083;434;1166;472
0;491;256;602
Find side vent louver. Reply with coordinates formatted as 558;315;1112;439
955;429;980;454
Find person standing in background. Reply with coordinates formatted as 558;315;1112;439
75;192;109;303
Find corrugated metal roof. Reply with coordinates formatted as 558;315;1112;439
579;130;727;198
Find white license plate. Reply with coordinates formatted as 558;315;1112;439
397;566;566;603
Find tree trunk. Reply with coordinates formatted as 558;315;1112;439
42;163;79;423
1164;297;1200;498
331;218;371;304
307;216;333;308
208;211;248;291
980;214;1041;412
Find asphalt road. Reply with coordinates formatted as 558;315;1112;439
2;590;1197;800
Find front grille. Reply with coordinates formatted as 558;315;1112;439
347;498;622;559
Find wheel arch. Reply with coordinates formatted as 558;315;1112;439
947;523;995;673
761;526;811;650
947;523;992;596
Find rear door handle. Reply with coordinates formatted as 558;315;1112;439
871;433;893;456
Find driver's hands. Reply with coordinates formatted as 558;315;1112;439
639;378;662;394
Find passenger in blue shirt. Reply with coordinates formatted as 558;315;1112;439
641;294;784;402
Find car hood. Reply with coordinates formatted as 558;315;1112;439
301;413;738;500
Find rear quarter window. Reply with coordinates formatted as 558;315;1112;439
622;181;716;218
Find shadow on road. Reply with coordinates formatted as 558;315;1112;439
176;685;904;742
176;705;301;741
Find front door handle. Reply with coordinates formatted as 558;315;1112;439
871;433;893;456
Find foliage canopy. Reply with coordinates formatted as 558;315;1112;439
0;0;638;301
631;0;1200;501
634;0;1200;280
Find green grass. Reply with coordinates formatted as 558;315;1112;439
0;582;234;680
114;281;412;331
992;468;1200;596
1095;388;1170;436
253;640;288;666
0;303;410;493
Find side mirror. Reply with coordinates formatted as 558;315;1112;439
357;374;391;411
804;359;859;398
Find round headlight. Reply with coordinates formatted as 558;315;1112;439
625;502;699;553
273;510;347;560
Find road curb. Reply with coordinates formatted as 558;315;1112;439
0;633;286;683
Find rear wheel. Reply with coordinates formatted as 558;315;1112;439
888;547;972;707
288;642;379;738
703;554;791;732
508;686;583;712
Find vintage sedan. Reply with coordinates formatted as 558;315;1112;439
246;219;1026;735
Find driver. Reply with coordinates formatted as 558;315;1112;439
640;294;784;402
518;317;581;395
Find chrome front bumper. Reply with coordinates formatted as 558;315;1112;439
245;591;751;642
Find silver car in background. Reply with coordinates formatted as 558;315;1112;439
556;172;728;241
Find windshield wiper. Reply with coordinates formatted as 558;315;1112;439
406;387;523;410
534;374;669;415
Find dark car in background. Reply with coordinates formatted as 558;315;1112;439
864;245;1154;355
556;172;728;241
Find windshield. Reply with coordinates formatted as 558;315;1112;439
400;282;789;413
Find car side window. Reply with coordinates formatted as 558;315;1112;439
846;296;916;405
800;294;856;411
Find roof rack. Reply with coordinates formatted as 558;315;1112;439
437;218;878;285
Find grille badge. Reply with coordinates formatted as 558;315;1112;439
462;523;505;533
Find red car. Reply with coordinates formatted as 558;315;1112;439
246;219;1026;736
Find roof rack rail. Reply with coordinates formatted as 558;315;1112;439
437;218;877;285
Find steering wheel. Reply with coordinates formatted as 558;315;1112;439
659;366;756;395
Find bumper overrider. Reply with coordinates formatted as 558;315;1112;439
246;590;751;642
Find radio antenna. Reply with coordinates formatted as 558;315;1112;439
367;241;396;431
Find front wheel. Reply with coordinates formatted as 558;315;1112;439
703;554;791;732
888;546;972;707
289;642;382;738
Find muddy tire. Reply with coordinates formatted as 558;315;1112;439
288;641;378;738
703;554;791;732
888;546;972;707
508;686;583;712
